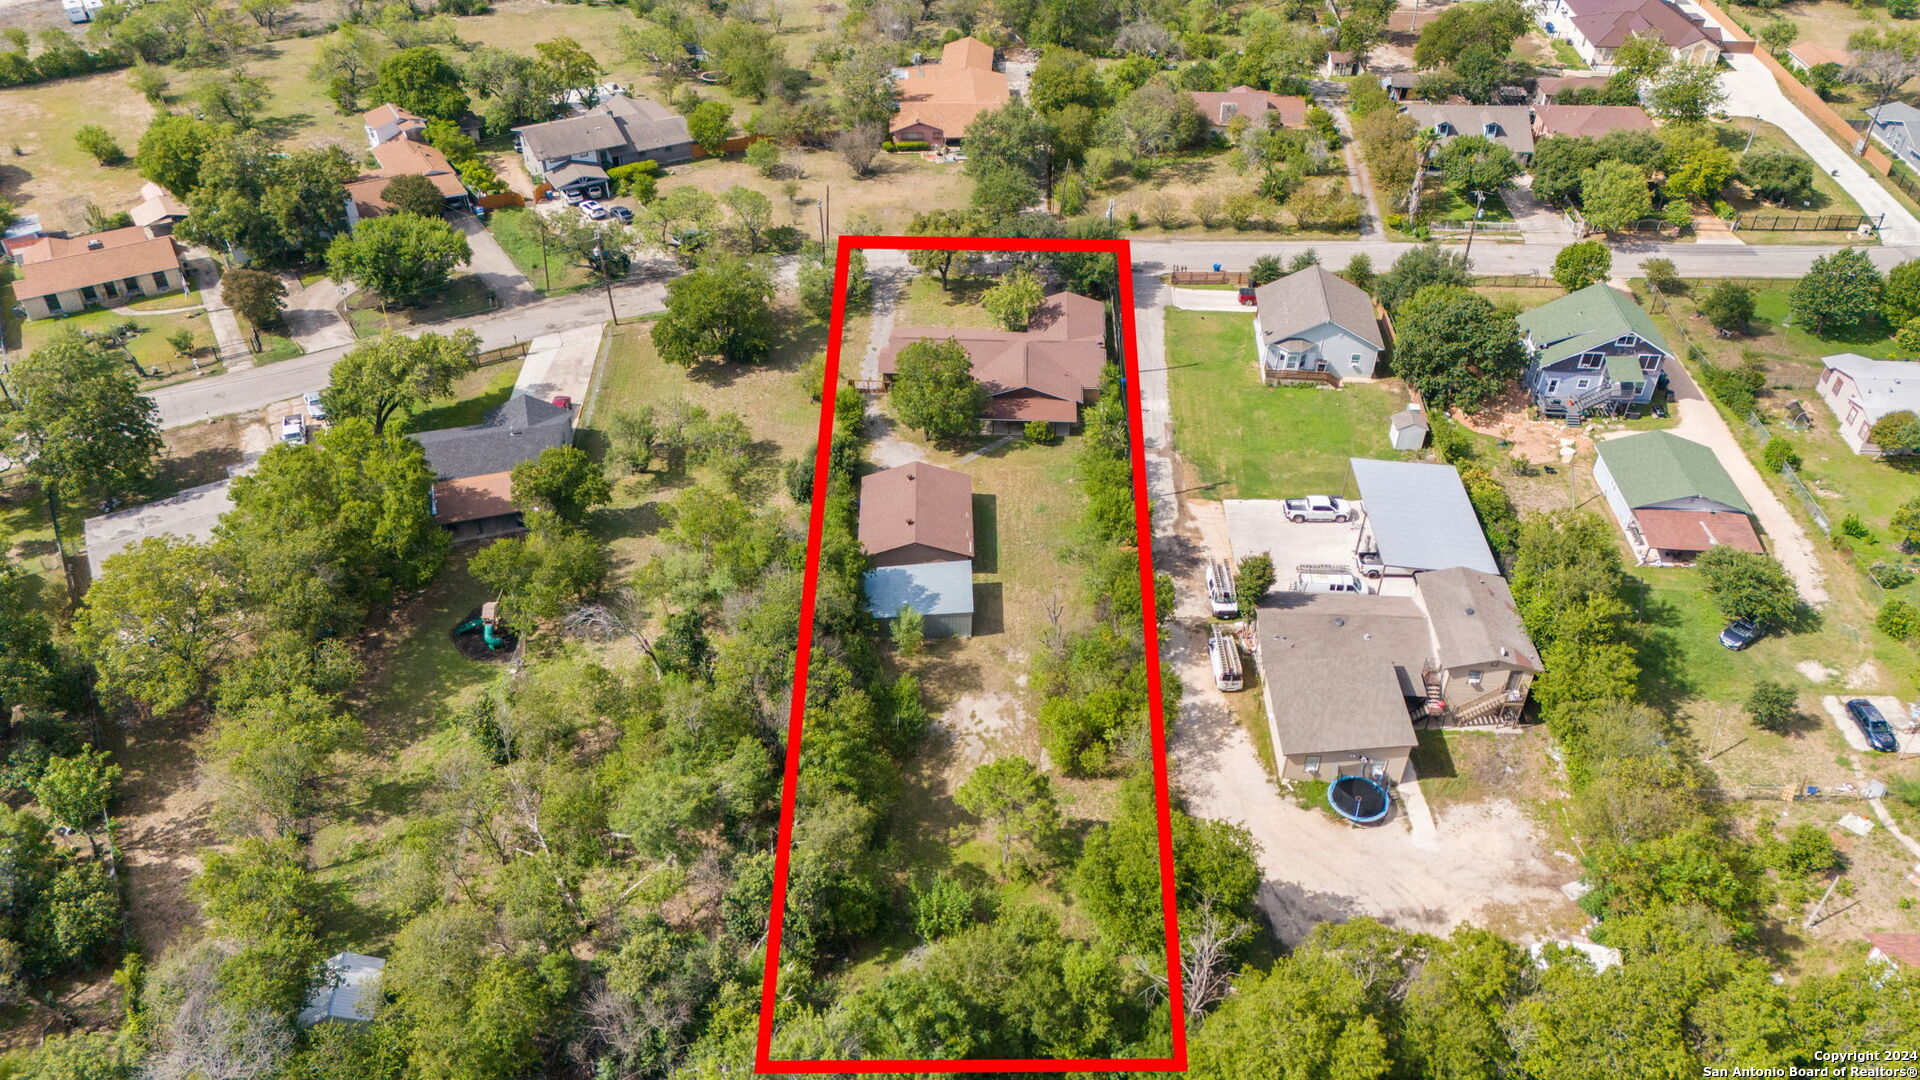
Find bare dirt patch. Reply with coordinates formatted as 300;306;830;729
109;723;215;959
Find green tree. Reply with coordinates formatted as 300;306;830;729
0;561;61;718
1647;65;1726;123
983;267;1046;330
324;330;478;434
710;19;787;102
217;419;448;639
1662;136;1736;202
191;836;327;1014
1758;19;1799;53
1552;240;1612;291
1869;409;1920;453
1389;285;1526;411
1075;775;1260;952
74;538;243;718
206;686;360;837
175;137;359;266
745;137;781;177
4;332;161;508
72;124;124;165
27;746;114;834
1248;254;1286;287
309;26;389;112
1792;247;1883;334
372;46;470;121
220;267;288;347
379;172;447;217
1883;260;1920;327
468;512;609;623
129;63;169;106
534;36;602;104
10;1031;131;1080
1699;280;1755;333
1739;148;1816;206
1433;134;1521;195
892;338;987;444
954;757;1064;879
325;213;472;307
190;72;270;129
1891;496;1920;548
651;257;776;367
1696;546;1800;626
892;605;926;658
509;445;611;524
687;99;734;157
1580;160;1653;233
1236;554;1275;619
907;210;977;289
1746;678;1798;733
1373;245;1470;314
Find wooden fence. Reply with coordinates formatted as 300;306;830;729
1168;270;1248;285
474;340;531;367
476;192;526;211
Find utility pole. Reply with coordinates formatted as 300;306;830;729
1462;190;1488;262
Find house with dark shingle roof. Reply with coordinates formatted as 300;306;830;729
513;93;695;199
413;392;574;541
1516;282;1671;419
1595;431;1763;564
1251;265;1385;384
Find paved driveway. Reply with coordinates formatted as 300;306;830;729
455;214;539;309
1720;54;1920;246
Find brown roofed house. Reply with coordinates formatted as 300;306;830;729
890;36;1010;145
877;291;1108;433
1531;104;1654;139
858;462;975;567
1546;0;1723;69
364;103;429;147
1187;85;1309;133
1533;74;1614;103
432;472;521;542
1867;933;1920;970
1786;43;1850;73
13;226;186;320
128;181;189;235
344;139;474;226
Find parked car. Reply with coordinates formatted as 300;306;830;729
1718;618;1762;650
303;391;327;422
610;205;634;223
1846;698;1899;753
1237;286;1256;306
564;188;586;204
279;414;307;445
579;200;609;220
1294;564;1366;593
1283;495;1353;523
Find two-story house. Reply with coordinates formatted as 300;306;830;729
1515;282;1672;420
512;93;695;199
1251;265;1386;384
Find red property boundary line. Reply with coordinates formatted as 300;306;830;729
755;235;1186;1074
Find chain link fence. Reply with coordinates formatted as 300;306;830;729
1779;463;1831;535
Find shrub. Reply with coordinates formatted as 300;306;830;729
1696;355;1765;413
1868;562;1913;590
1840;513;1869;539
1769;823;1842;877
1024;420;1057;445
1699;281;1755;333
911;875;977;942
1762;438;1800;473
1429;417;1479;464
1642;258;1683;295
1877;598;1920;641
883;139;931;152
1746;678;1797;733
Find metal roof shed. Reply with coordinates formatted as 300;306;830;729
1349;458;1499;575
864;560;975;638
297;953;385;1027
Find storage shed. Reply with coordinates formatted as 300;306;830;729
864;559;975;638
297;953;385;1027
1387;406;1428;451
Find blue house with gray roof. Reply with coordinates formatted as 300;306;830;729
1868;102;1920;171
1515;282;1672;421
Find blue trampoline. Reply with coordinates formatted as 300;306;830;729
1328;775;1392;824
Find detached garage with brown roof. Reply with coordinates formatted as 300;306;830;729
858;461;974;567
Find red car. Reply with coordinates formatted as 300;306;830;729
1237;287;1256;306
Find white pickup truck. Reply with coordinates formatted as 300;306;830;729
1282;495;1353;523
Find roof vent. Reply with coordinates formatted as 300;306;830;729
86;238;103;249
1333;617;1346;627
1465;606;1475;615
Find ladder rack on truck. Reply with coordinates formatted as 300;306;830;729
1204;559;1239;618
1209;626;1244;692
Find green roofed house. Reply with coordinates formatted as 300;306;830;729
1594;431;1764;566
1516;282;1672;421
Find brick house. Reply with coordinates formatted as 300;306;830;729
13;226;187;320
889;36;1009;146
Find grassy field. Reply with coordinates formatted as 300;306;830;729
1714;120;1875;244
401;363;522;434
1164;308;1412;498
0;69;157;233
894;274;1007;330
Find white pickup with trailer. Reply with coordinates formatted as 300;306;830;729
1209;626;1243;692
1282;495;1353;523
1204;559;1239;618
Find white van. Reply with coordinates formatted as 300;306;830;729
1204;559;1239;619
1209;627;1243;692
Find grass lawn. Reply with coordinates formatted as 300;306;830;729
345;276;499;338
1409;727;1562;817
489;209;595;295
401;362;524;434
1428;187;1516;223
1713;121;1876;244
18;303;218;382
894;274;1006;330
1164;308;1413;498
253;333;306;364
123;288;204;312
1549;40;1588;70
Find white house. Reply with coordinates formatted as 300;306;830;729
1819;353;1920;455
1251;265;1385;384
1538;0;1724;71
